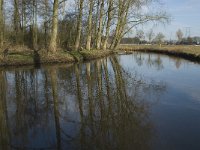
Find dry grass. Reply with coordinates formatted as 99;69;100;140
119;44;200;56
39;51;75;63
119;44;200;63
1;44;200;66
0;46;114;66
80;49;114;60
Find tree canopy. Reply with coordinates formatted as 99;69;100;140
0;0;169;52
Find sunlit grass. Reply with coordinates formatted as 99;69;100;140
119;44;200;56
0;48;113;66
80;49;113;60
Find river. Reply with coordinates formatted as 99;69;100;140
0;52;200;150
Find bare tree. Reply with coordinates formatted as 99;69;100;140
176;29;183;42
21;0;27;45
154;32;165;44
49;0;59;53
32;0;38;50
136;30;144;43
110;0;169;50
74;0;84;51
86;0;94;50
146;29;154;43
13;0;21;43
0;0;3;47
1;0;169;53
44;0;50;49
96;0;105;49
110;0;131;50
102;0;113;50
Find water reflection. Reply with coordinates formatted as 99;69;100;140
133;52;189;70
0;56;166;150
0;71;10;150
134;53;164;70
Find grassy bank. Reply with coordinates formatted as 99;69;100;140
119;44;200;62
1;44;200;66
0;47;113;67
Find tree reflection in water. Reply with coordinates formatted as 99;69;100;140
0;56;166;150
133;52;187;71
0;70;10;150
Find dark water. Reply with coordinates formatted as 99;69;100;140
0;53;200;150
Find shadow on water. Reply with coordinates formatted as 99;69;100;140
0;55;167;150
33;50;41;68
0;71;10;150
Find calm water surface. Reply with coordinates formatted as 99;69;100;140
0;52;200;150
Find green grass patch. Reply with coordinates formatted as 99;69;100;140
40;51;75;63
2;54;33;65
69;51;84;62
80;49;113;60
0;48;114;66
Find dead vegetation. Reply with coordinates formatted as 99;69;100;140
119;44;200;62
0;45;113;66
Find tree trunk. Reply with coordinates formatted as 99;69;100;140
13;0;20;43
113;1;130;50
44;0;49;49
0;0;3;47
102;0;113;50
110;0;123;50
111;0;131;50
96;0;104;49
86;0;94;50
49;0;59;53
94;0;100;47
32;0;38;50
110;19;120;50
21;0;24;45
74;0;84;51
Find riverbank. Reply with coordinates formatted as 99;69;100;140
0;47;113;67
119;45;200;63
2;44;200;67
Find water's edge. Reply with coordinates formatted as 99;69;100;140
119;49;200;64
1;49;200;68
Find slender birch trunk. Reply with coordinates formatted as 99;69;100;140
86;0;94;50
110;0;123;49
96;0;104;49
74;0;84;51
111;0;131;50
102;0;113;50
113;0;131;50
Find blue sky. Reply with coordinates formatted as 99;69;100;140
134;0;200;40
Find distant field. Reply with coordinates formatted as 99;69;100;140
119;44;200;57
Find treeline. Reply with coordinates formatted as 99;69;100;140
0;0;168;53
